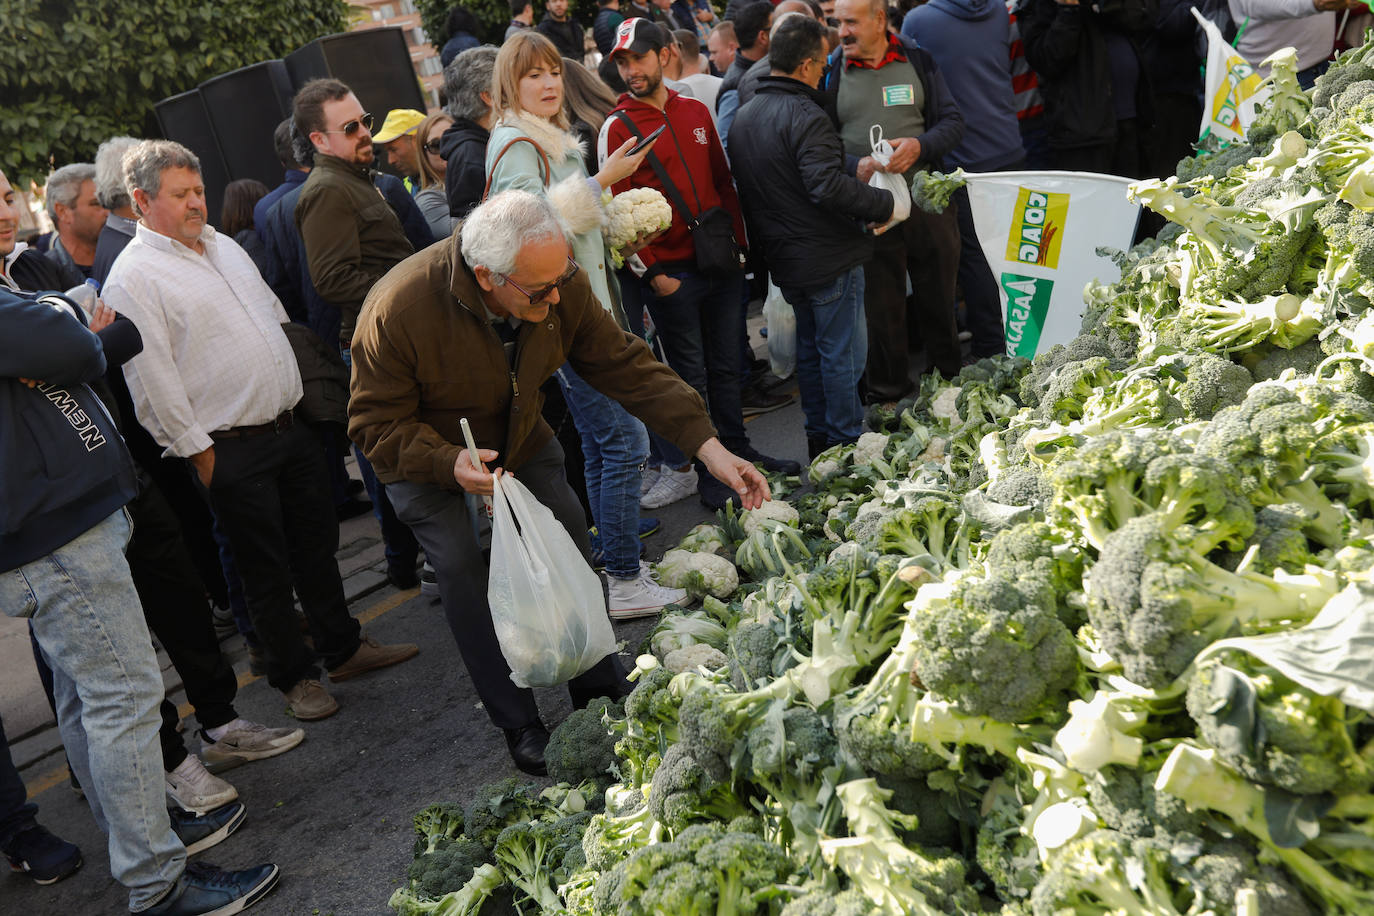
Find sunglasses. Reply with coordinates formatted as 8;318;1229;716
500;256;579;305
423;138;443;155
322;111;374;136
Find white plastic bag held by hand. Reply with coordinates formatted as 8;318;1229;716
487;474;616;688
868;125;911;232
763;281;796;379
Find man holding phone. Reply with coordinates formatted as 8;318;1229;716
599;18;802;511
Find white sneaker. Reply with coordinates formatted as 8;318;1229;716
166;755;239;815
200;718;306;772
607;568;690;620
640;465;698;509
640;464;662;497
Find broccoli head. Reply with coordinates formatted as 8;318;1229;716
1187;653;1374;796
1029;830;1187;916
614;822;794;916
1166;351;1254;420
780;888;872;916
986;466;1053;508
727;618;788;691
463;778;542;853
544;697;623;787
412;803;465;856
647;743;749;829
406;837;491;899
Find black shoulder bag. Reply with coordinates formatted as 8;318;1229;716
612;111;742;275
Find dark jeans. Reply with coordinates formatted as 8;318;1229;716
0;712;36;849
1053;117;1145;179
863;205;962;396
647;269;749;448
387;438;628;729
619;267;688;469
953;183;1008;358
210;514;255;645
194;423;361;692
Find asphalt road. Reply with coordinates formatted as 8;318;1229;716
4;391;806;916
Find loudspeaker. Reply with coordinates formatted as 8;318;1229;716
285;28;427;124
199;60;296;189
153;88;231;227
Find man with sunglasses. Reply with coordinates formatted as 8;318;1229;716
348;190;771;774
294;78;428;594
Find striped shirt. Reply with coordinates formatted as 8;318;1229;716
1007;1;1044;122
103;222;301;458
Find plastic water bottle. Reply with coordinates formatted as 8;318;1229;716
63;278;101;318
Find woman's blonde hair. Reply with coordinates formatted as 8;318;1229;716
414;112;454;189
561;57;618;134
491;31;569;129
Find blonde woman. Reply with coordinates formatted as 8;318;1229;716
486;31;681;621
413;112;456;238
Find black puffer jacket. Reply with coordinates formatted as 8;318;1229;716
1018;0;1156;151
440;117;491;219
729;76;895;290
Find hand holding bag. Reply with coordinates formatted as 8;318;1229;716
868;125;912;231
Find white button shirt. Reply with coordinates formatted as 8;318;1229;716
104;223;302;458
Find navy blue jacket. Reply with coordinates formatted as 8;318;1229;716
0;291;139;571
254;169;307;237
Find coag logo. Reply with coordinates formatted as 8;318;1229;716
1209;53;1263;130
1004;188;1069;270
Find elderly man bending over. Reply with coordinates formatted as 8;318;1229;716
348;190;770;775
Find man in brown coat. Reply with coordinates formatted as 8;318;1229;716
348;190;769;774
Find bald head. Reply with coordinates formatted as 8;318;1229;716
776;0;816;17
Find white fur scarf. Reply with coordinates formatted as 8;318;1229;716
494;111;604;237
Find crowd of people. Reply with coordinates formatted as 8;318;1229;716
2;0;1365;912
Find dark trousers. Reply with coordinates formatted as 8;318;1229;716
1150;92;1204;179
0;713;36;849
387;438;627;729
619;267;688;469
1053;117;1145;179
863;205;962;396
646;269;749;446
195;423;360;692
953;183;1008;358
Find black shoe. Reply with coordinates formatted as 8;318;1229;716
3;823;82;885
698;473;739;512
740;384;794;417
335;497;372;522
732;443;802;477
143;861;280;916
386;563;420;590
503;723;550;776
347;478;366;497
170;801;246;857
806;435;830;462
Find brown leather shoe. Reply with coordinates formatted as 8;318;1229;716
283;679;339;721
326;635;419;682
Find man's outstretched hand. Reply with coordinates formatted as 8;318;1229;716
696;438;771;510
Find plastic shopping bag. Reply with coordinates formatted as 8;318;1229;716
764;281;796;380
487;473;616;688
868;125;911;230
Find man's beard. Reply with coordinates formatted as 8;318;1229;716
630;71;663;98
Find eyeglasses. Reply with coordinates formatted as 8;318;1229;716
423;138;443;155
322;112;374;136
500;256;579;305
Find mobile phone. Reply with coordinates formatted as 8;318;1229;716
628;124;667;156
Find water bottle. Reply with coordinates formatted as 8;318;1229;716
63;278;101;318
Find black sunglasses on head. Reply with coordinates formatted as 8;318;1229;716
323;111;374;136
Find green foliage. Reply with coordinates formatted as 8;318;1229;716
0;0;347;186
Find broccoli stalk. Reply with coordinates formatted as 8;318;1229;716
387;862;505;916
491;816;588;912
1028;829;1188;916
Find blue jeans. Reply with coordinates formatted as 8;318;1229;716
647;270;748;447
1;510;185;911
781;266;868;445
554;363;649;579
341;346;420;572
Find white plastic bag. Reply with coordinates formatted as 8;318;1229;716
487;473;616;688
763;281;796;379
868;125;911;230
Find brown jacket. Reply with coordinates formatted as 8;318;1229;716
347;234;717;489
295;154;413;344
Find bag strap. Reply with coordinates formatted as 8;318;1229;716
611;111;703;227
482;136;551;202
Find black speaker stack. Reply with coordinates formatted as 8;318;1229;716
153;28;426;226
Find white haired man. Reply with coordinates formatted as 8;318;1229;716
103;140;419;723
348;190;771;775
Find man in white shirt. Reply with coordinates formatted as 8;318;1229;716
104;140;418;722
673;28;722;114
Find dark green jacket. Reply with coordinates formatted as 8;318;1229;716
294;154;414;345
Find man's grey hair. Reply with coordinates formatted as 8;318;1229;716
44;163;96;222
95;136;140;210
460;190;566;281
444;46;499;124
123;140;201;214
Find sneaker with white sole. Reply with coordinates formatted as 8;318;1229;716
640;464;662;497
166;756;239;815
420;561;440;597
607;567;689;620
640;465;697;509
200;719;305;773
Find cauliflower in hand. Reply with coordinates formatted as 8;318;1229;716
604;188;672;267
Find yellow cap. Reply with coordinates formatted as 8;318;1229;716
372;109;425;143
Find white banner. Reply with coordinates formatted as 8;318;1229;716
1191;7;1269;145
965;171;1141;358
